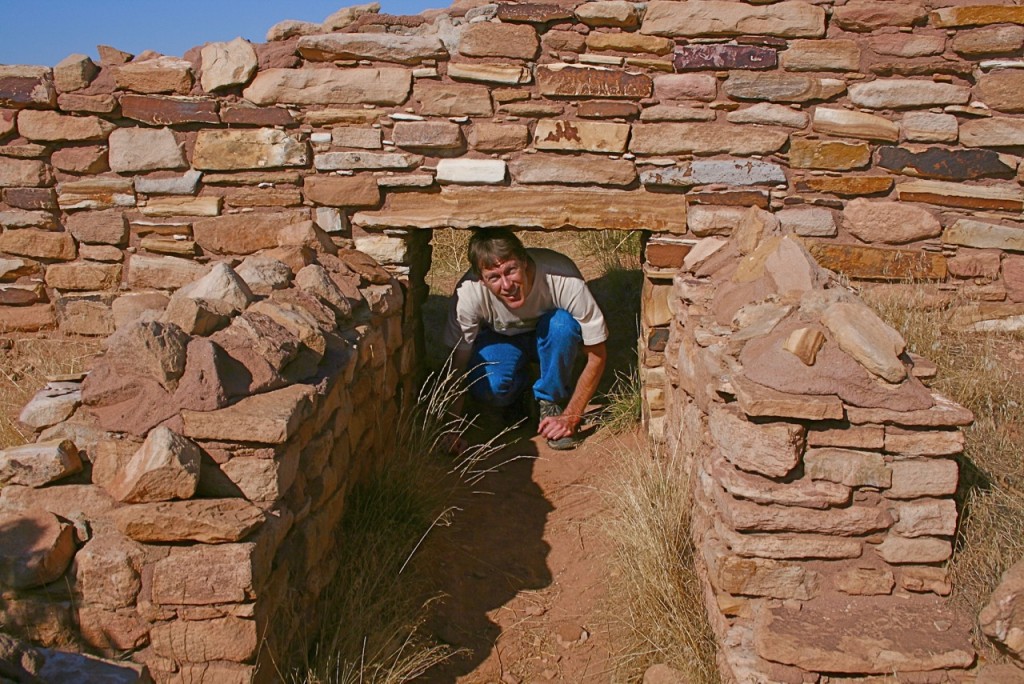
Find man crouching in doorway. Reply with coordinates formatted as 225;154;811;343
443;229;608;452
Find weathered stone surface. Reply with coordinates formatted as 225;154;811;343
777;206;836;237
315;151;421;171
108;499;265;543
948;250;1002;280
688;205;747;237
435;159;506;185
901;111;958;143
1005;257;1024;303
392;121;463;150
848;79;970;109
638;105;715;122
220;103;294;126
119;94;220;125
57;177;135;211
790;139;870;170
844;198;941;245
952;24;1024;56
822;301;906;383
56;294;116;336
0;65;56;109
944;218;1024;252
0;229;76;261
674;44;776;71
543;29;587;53
808;241;947;281
127;254;209;290
980;558;1024;661
534;119;629;153
976;71;1024;113
353;187;687;233
869;32;945;58
836;566;895;596
708;404;803;478
72;532;144;610
151;616;257;663
878;146;1015;181
630;123;788;156
181;383;315;443
112;292;169;329
897;179;1024;211
715;483;892;535
447;63;531;86
812;107;898;142
846;392;973;427
304;175;381;208
295;264;353;319
876;535;952;564
576;0;639;28
17;110;114;142
587;32;674;55
192;128;306;171
931;5;1024;28
139;196;220;218
45;262;121;291
0;439;81;487
50;145;109;174
961;117;1024;148
0;209;57;230
537;64;652;99
717;555;820;600
332;126;382;150
134;169;202;196
177;262;253;313
469;122;529;152
192;209;308;255
298;33;447;64
0;509;74;589
886;426;965;456
712;452;849;509
200;37;258;92
834;1;926;31
641;0;825;38
654;73;717;102
510;154;636;186
107;127;185;173
0;304;55;331
459;22;538;60
726;103;807;130
113;56;193;94
725;72;845;102
243;67;412;106
0;158;50;188
413;82;492;116
805;447;891;488
754;596;973;673
892;498;958;537
497;2;573;23
104;427;200;503
783;39;860;72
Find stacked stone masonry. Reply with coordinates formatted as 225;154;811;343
0;0;1017;679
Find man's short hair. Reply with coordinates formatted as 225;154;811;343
467;229;529;276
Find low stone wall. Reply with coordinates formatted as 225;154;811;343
0;235;417;682
661;211;977;681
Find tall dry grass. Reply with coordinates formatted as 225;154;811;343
0;335;100;449
603;440;719;683
864;285;1024;648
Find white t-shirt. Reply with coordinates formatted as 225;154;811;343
444;248;609;351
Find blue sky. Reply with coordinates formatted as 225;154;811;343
1;1;442;67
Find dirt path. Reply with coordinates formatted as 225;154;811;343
418;421;643;683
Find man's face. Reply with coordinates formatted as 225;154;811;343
479;257;531;309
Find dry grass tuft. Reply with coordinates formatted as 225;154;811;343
603;440;719;683
864;285;1024;650
0;334;101;449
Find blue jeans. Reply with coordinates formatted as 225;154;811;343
467;309;581;408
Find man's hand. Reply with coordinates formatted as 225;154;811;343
538;412;580;441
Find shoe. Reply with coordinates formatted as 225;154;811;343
537;399;578;451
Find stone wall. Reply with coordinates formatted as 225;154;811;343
0;0;1021;679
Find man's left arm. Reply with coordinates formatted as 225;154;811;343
538;341;607;441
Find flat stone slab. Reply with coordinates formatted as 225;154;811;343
106;499;266;543
352;187;687;233
181;383;316;443
754;594;975;675
0;509;75;589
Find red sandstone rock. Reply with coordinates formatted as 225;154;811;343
71;532;145;610
181;383;315;444
0;509;75;589
108;499;265;543
0;440;81;487
707;404;804;478
105;426;201;503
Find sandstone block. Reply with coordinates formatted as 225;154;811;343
56;294;116;336
630;122;788;156
127;254;209;290
0;158;50;188
724;72;845;102
1005;256;1024;303
109;499;265;543
459;22;538;59
812;107;898;142
0;229;76;261
790;139;870;170
640;0;825;38
944;218;1024;252
848;79;970;109
708;404;803;478
192;128;306;171
151;616;257;663
243;67;411;106
931;5;1024;28
901;111;958;143
17;109;113;143
892;498;958;537
961;117;1024;147
447;63;531;86
654;73;717;102
674;44;777;71
120;94;220;125
901;566;952;596
870;33;945;58
200;37;258;92
392;121;463;150
181;383;315;443
844;198;940;245
884;426;964;456
299;32;446;64
44;262;121;291
0;509;75;589
315;151;421;171
717;555;820;600
139;196;220;218
64;211;130;246
57;177;135;212
413;82;492;116
469;122;529;152
0;304;55;332
714;483;893;535
108;127;185;173
72;532;144;610
436;159;506;185
836;566;895;596
804;447;891;488
586;32;674;55
947;250;1002;279
952;25;1024;56
875;534;952;563
105;426;200;503
534;119;629;153
980;558;1024;662
176;261;253;313
496;3;573;23
821;300;907;383
304;175;381;208
782;39;860;72
878;145;1015;181
777;206;836;237
192;209;308;255
536;64;652;99
807;241;947;281
112;292;169;329
712;451;850;509
510;155;636;186
833;1;926;31
332;126;383;149
113;56;194;94
0;65;57;109
727;102;808;129
897;179;1023;212
0;440;81;487
50;146;109;174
